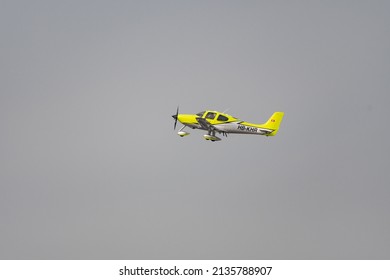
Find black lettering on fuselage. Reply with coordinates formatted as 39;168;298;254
237;124;257;133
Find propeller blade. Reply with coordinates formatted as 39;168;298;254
173;116;178;130
172;106;179;130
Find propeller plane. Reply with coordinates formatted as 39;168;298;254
172;107;284;141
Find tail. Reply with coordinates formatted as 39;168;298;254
261;112;284;136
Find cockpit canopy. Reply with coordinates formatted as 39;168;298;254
196;111;237;122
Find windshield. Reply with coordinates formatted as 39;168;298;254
196;111;205;117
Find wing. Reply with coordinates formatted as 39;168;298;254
196;117;215;131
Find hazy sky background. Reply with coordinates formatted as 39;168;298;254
1;0;389;259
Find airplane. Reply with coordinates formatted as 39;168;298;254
172;107;284;141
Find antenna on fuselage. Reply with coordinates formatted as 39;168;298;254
222;108;230;113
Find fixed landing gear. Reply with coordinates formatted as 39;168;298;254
203;134;221;141
204;129;221;141
177;126;190;137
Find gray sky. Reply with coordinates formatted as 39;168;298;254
1;0;389;259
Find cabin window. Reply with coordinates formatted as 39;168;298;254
205;112;216;119
217;114;228;121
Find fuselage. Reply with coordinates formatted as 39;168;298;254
177;111;273;135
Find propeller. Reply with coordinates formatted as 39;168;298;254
172;106;179;130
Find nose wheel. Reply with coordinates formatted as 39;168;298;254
177;126;189;137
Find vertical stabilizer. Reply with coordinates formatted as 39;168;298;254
261;112;284;136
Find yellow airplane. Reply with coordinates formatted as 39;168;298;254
172;107;284;141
